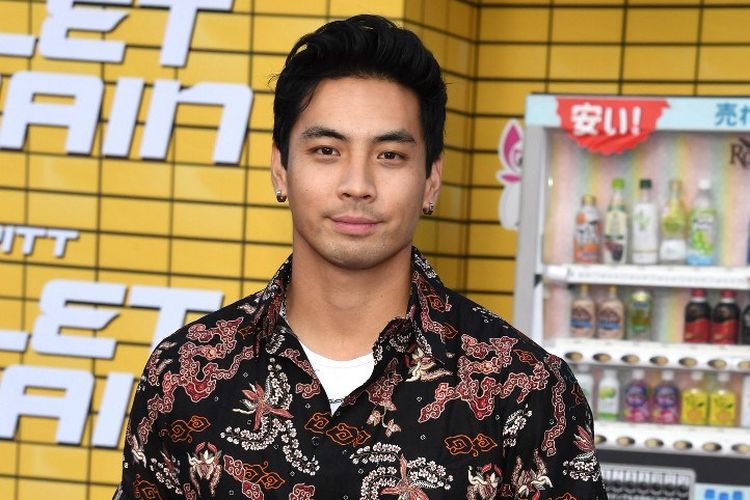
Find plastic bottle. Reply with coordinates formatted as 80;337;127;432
632;178;659;265
709;372;737;427
740;301;750;345
597;285;625;339
652;370;680;424
741;374;750;428
603;178;628;264
597;369;620;421
687;178;718;266
623;369;650;422
711;290;740;345
681;371;708;425
684;289;711;343
574;194;601;263
626;288;653;341
659;179;688;264
570;284;596;338
574;364;595;409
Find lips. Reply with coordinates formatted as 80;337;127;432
330;215;380;235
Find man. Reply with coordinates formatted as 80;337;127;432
115;15;606;499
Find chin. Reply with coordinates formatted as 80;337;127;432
320;240;406;271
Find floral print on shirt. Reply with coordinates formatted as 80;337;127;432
114;248;607;499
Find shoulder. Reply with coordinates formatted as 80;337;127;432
443;289;557;364
139;288;268;388
440;289;576;398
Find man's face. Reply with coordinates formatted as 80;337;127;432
272;77;442;271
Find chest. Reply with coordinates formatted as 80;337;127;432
158;352;513;499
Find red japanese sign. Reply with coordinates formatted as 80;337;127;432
556;97;669;154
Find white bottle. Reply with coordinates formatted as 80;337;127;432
632;178;659;265
687;178;718;266
741;375;750;428
597;369;621;421
574;364;595;410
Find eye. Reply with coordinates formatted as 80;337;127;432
378;151;405;161
313;146;339;156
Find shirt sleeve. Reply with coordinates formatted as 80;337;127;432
113;344;179;500
499;355;608;500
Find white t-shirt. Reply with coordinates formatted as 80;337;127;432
298;341;375;414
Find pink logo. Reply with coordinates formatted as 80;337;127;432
496;120;523;230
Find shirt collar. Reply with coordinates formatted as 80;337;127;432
243;247;450;365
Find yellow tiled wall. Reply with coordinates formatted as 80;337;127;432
1;1;750;498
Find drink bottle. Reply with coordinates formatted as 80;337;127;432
652;370;680;424
659;179;687;264
604;178;628;264
740;301;750;345
574;195;601;263
597;369;620;421
687;178;718;266
741;375;750;428
681;371;708;425
684;289;711;343
574;364;595;409
627;288;653;341
708;372;737;427
623;369;650;423
711;290;740;345
632;179;658;265
597;285;625;339
570;284;596;338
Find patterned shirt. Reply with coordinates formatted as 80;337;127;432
115;249;607;499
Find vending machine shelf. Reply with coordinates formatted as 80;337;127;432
595;420;750;458
544;263;750;290
546;337;750;371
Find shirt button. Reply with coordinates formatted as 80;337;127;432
311;436;321;447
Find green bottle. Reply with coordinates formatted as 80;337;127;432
659;179;687;264
627;288;653;341
687;179;717;266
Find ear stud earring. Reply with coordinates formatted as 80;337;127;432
275;190;287;203
422;202;435;216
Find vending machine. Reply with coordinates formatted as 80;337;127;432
514;95;750;499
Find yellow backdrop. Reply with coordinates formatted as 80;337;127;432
1;0;748;498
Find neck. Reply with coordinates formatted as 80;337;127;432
285;245;412;361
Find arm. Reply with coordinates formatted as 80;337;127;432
113;343;181;500
500;355;607;499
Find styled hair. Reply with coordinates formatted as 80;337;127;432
273;14;447;176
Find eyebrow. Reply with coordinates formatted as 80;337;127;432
300;126;346;141
374;129;417;144
300;126;417;145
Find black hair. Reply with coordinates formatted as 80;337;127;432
272;14;447;176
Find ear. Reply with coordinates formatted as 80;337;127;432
271;143;288;195
422;154;443;207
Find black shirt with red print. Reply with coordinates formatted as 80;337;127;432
115;249;607;499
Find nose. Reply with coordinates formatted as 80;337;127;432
337;152;376;201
